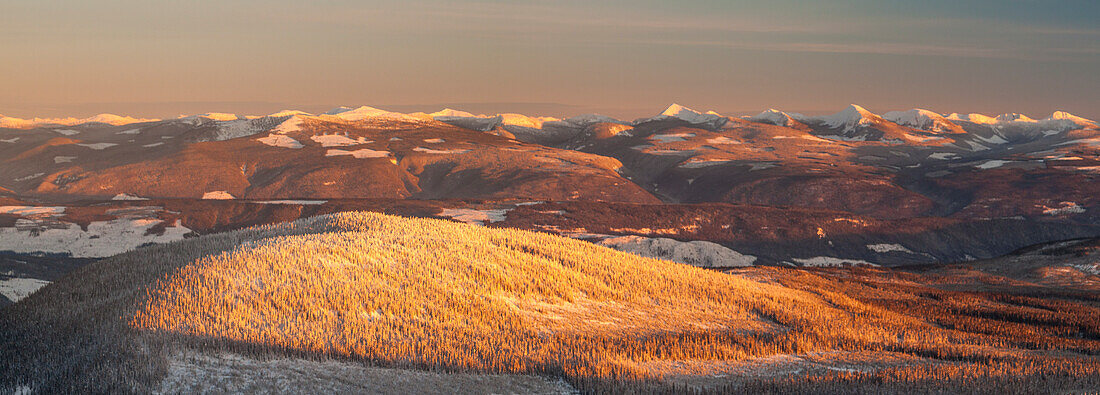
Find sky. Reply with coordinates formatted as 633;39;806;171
1;0;1098;120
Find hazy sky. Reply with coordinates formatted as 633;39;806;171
2;0;1098;119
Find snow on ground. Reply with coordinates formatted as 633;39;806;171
158;351;574;394
250;200;327;205
325;148;391;159
0;206;66;216
53;129;80;136
1055;137;1100;147
112;193;149;201
928;152;959;160
271;116;304;133
1;137;19;143
643;104;724;125
791;257;877;267
974;134;1008;145
257;134;304;148
0;218;192;258
706;136;739;144
649;133;695;143
202;191;235;200
117;128;141;135
423;138;445;143
211;119;267;141
679;159;732;168
975;160;1010;169
311;134;371;147
597;235;756;268
438;208;509;225
749;162;778;171
77;143;118;150
0;277;50;303
903;133;945;143
413;147;470;154
13;173;44;182
866;243;914;254
1043;202;1085;216
143;142;164;147
648;149;693;155
53;156;76;163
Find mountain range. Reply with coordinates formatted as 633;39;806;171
2;103;1100;392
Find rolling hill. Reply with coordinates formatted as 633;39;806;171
3;212;1098;392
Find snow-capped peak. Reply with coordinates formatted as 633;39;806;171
749;109;798;127
660;103;695;117
820;104;880;131
946;112;998;125
323;106;356;115
883;109;963;133
994;113;1035;123
1045;111;1096;127
639;103;725;126
325;106;417;122
0;113;158;129
430;108;479;118
197;113;242;121
499;113;561;129
563;113;621;126
266;110;312;118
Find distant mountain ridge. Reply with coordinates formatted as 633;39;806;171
3;103;1094;132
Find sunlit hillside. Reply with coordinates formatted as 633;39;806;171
3;212;1099;392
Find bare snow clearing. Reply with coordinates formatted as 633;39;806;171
257;134;303;149
325;148;391;159
77;143;117;150
0;277;50;303
438;208;509;225
310;134;371;147
202;191;235;200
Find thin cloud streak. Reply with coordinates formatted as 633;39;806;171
635;39;1094;61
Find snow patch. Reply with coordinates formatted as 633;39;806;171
1043;202;1085;216
423;138;445;143
53;129;80;136
257;134;303;149
0;206;66;216
928;152;959;160
598;235;756;268
13;173;45;182
791;257;877;267
112;193;149;201
143;142;164;147
975;160;1010;169
0;218;192;258
251;200;327;205
867;243;913;254
413;147;470;154
53;156;77;163
311;134;371;147
116;128;141;135
0;277;50;303
271;116;304;134
202;191;235;200
325;148;391;159
438;208;509;225
705;136;739;144
649;133;695;143
77;143;117;150
679;159;732;168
